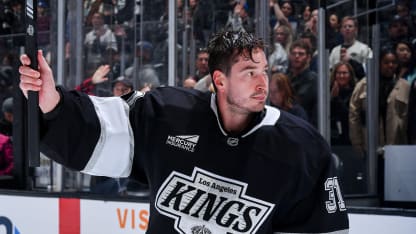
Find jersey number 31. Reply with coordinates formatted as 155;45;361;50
325;177;346;213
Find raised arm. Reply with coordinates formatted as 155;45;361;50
18;50;133;177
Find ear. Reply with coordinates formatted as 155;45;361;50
212;70;225;91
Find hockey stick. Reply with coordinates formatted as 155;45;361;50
25;0;40;167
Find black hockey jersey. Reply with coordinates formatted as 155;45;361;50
40;86;349;234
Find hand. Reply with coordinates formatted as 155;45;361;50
92;65;110;84
140;83;152;93
340;48;349;62
19;50;61;113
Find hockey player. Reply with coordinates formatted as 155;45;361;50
19;30;349;233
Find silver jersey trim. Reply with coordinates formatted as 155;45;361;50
81;96;134;178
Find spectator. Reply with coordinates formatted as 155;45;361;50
111;76;134;96
194;48;209;81
0;133;13;176
224;2;254;33
269;72;308;121
329;16;373;71
296;3;312;35
304;8;318;35
328;13;340;34
395;0;411;20
287;40;317;127
270;0;298;32
381;16;413;50
0;97;12;137
327;12;343;51
394;40;416;83
125;41;160;91
84;12;118;65
349;48;410;154
330;62;356;145
298;31;318;72
84;0;115;27
274;24;293;53
269;26;289;74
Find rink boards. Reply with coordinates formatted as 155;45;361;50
0;192;415;234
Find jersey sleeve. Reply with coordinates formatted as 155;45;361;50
274;132;349;234
40;87;134;178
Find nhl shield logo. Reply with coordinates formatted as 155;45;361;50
227;137;239;146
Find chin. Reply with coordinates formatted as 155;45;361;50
252;103;266;112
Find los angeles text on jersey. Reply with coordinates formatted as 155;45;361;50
155;167;275;234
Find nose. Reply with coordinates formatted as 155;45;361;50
256;73;268;90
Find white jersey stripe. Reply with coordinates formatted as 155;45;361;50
81;96;134;178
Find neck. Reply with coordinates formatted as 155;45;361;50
222;111;254;135
217;97;253;135
343;38;355;46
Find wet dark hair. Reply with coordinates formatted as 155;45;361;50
207;30;265;77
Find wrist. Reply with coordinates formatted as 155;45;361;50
41;89;61;114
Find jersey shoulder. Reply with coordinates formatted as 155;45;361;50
264;110;332;165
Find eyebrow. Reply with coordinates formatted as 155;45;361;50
240;64;269;71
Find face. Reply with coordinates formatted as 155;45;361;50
275;27;288;44
289;47;310;71
395;43;412;63
389;22;408;39
196;52;209;75
380;53;398;78
303;6;311;20
334;64;351;87
113;83;132;96
396;5;409;18
220;49;269;114
269;79;283;106
341;19;357;40
189;0;197;8
91;13;104;28
329;14;339;29
281;2;293;17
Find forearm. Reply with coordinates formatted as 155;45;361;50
40;87;133;177
40;87;101;170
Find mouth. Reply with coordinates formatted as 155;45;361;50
252;92;267;101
